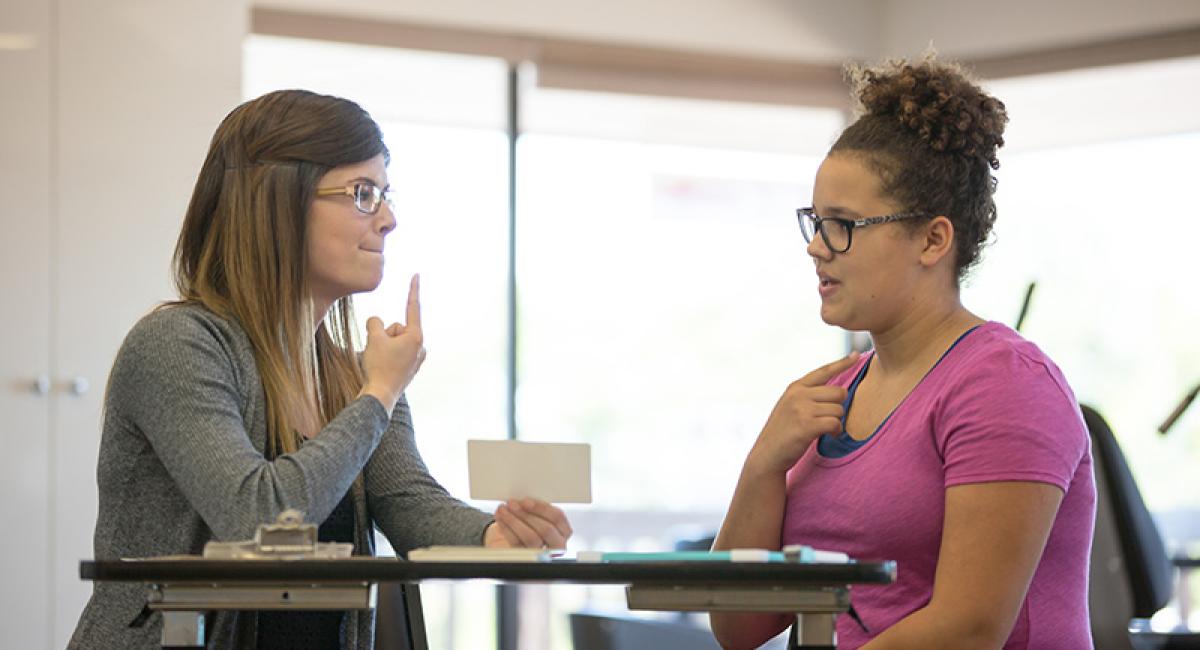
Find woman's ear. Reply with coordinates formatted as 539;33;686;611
918;216;956;268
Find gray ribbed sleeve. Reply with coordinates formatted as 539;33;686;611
70;305;493;649
366;397;495;552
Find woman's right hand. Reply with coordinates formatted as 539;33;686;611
359;274;426;412
744;353;860;477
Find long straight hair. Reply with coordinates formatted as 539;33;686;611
172;90;390;456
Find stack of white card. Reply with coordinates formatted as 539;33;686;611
467;439;592;503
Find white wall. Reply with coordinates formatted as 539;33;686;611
0;3;53;648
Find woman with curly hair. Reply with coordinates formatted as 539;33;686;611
711;58;1094;649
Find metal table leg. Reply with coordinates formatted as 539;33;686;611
160;610;204;647
792;613;836;649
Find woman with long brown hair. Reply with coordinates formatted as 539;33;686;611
71;89;571;649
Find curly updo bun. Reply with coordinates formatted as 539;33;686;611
831;55;1008;282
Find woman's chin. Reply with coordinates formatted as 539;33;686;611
820;305;867;333
360;270;384;293
818;304;844;327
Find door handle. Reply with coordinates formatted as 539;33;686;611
68;376;90;397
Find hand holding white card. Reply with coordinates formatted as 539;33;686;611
468;440;592;503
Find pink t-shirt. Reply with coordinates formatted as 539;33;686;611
783;322;1095;649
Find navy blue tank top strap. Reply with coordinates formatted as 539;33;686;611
818;325;982;459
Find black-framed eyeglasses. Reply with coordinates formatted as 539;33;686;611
796;207;927;253
315;182;393;216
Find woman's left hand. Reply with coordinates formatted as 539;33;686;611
483;499;573;549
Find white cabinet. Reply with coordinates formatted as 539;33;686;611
0;1;244;646
0;3;53;649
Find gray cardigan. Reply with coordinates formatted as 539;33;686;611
70;304;493;649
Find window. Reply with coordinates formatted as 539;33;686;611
515;87;846;646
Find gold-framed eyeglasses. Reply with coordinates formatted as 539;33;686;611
315;182;393;216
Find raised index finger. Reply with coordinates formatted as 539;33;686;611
405;273;422;332
799;352;861;387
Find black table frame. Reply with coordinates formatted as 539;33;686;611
82;558;896;648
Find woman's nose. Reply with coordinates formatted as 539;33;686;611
376;201;397;236
807;232;832;260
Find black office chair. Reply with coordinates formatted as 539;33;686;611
1084;404;1199;649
